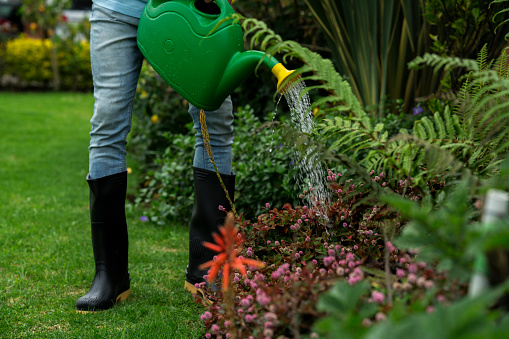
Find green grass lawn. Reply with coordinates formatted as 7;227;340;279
0;92;204;338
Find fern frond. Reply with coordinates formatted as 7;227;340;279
421;117;437;141
239;17;369;123
477;44;489;71
443;106;456;137
409;53;479;73
490;1;509;34
494;48;509;79
433;112;446;140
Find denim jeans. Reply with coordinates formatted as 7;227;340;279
88;5;233;179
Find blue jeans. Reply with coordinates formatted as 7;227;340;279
88;5;233;179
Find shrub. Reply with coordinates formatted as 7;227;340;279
134;105;302;224
0;34;92;90
1;35;54;86
232;106;300;218
134;129;195;226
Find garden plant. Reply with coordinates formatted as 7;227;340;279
158;2;509;338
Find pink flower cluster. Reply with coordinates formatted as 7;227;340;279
326;168;342;182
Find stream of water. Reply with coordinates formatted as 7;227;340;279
281;80;331;224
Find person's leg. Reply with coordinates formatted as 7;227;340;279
88;6;144;179
185;98;235;298
76;5;143;313
188;97;234;175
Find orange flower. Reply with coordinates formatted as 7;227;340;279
200;212;264;291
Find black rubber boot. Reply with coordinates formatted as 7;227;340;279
76;171;130;313
184;167;235;297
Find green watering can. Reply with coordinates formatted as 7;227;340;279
137;0;294;111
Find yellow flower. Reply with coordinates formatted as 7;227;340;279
127;167;133;174
29;22;37;31
151;115;159;123
313;107;320;116
140;90;148;99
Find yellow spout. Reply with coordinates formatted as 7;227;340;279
271;63;295;93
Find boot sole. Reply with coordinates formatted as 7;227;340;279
184;281;213;305
76;288;131;314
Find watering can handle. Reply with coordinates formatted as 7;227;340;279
210;0;234;15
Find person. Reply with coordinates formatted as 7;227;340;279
76;0;235;313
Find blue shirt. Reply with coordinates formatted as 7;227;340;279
93;0;149;18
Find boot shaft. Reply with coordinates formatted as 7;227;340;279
87;171;129;274
187;167;235;284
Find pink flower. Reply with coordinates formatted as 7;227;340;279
264;312;278;321
241;298;251;307
348;268;363;285
386;241;396;252
408;263;418;273
396;268;405;278
256;289;271;306
245;314;256;322
362;318;372;327
424;280;434;289
323;256;335;266
211;324;220;333
201;311;212;321
371;291;385;304
375;312;386;322
265;203;270;209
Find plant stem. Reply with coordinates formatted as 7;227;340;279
383;225;393;305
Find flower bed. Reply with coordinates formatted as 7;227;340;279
193;170;488;338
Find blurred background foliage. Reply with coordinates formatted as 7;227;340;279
0;0;92;90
